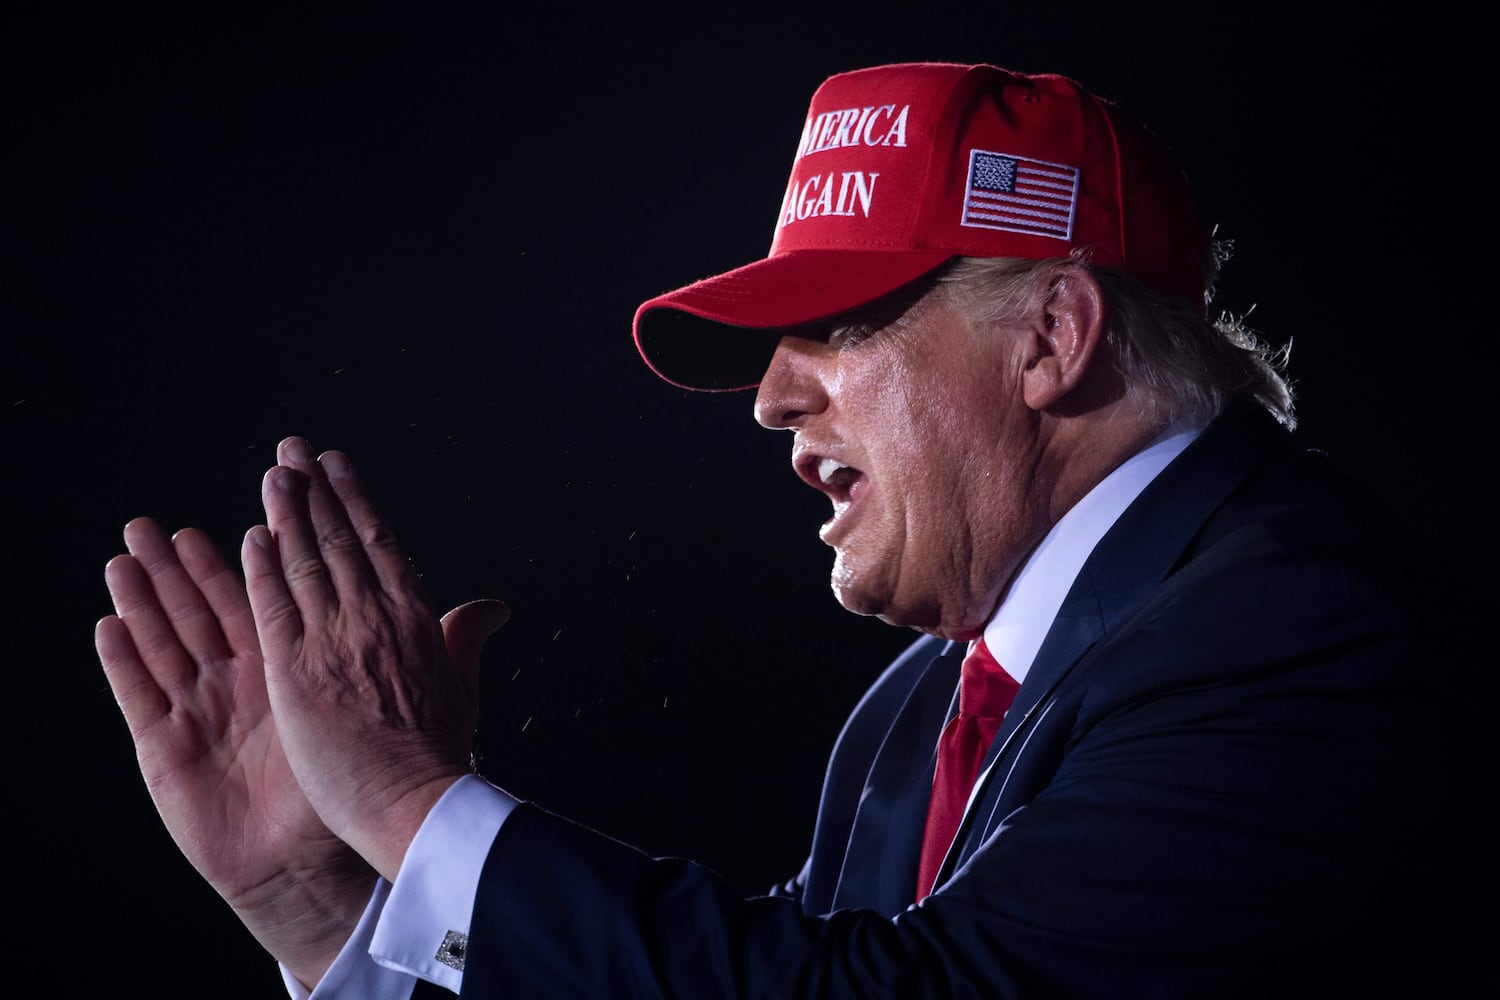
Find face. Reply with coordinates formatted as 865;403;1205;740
753;284;1053;638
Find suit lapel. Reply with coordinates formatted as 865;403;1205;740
830;640;963;915
938;403;1289;885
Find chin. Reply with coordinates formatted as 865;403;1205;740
831;570;946;634
830;578;882;620
831;562;985;641
830;556;888;618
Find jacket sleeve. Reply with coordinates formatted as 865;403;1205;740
457;802;1039;1000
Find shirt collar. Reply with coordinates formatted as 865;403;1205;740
982;425;1201;683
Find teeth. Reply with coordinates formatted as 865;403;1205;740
817;457;845;485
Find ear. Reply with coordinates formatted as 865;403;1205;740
1020;266;1107;411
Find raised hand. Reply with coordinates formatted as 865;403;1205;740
96;517;376;987
243;436;510;882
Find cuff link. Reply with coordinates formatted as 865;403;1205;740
435;930;468;971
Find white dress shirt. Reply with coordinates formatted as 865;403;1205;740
289;425;1201;998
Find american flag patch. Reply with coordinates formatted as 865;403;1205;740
961;149;1079;240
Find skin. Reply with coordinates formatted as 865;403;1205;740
96;515;375;986
753;265;1161;640
241;437;493;885
95;261;1160;990
98;438;509;989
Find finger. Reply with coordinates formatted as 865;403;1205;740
318;449;422;600
104;548;200;693
242;522;306;664
95;613;172;737
122;517;233;665
280;436;385;603
276;435;317;472
260;462;338;618
173;526;259;660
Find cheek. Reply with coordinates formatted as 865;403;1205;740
853;364;978;522
899;403;980;507
852;355;938;456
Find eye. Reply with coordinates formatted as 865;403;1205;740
828;322;877;348
825;277;937;350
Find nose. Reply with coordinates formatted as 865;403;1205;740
754;335;830;430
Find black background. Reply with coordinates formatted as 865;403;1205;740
3;3;1485;995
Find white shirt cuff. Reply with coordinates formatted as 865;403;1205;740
368;773;519;992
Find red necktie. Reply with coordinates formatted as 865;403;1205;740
915;638;1020;901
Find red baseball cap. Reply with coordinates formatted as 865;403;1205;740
633;61;1211;391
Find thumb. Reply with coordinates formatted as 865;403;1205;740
440;598;511;699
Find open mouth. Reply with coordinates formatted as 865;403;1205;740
794;450;868;541
816;457;861;504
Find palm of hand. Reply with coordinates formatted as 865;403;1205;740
98;519;370;913
144;639;358;907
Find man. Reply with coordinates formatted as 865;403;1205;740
96;62;1487;997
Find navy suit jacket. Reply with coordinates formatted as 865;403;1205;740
453;403;1492;997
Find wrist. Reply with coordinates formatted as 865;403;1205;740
230;851;379;988
345;770;468;882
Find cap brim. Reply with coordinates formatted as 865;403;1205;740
634;248;953;391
